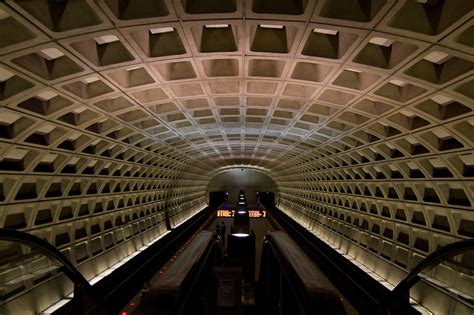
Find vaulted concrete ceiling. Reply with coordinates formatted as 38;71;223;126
0;1;473;314
1;0;471;171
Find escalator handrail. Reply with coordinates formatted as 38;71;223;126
270;207;384;305
0;228;91;290
385;238;474;309
136;230;221;314
0;228;106;314
378;238;474;314
260;231;346;315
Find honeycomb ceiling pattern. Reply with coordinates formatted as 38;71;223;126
0;0;473;314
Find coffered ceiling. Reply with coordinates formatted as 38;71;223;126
0;1;473;314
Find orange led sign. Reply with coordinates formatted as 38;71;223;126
248;210;266;218
217;210;234;217
216;210;266;218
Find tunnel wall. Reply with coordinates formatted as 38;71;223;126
0;153;210;315
207;168;278;207
274;158;473;315
0;1;472;315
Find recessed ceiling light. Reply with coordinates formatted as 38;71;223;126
232;233;250;237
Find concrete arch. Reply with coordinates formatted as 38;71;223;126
207;168;278;207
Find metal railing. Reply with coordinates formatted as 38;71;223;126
0;228;106;315
378;238;474;315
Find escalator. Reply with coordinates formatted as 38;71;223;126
0;206;472;315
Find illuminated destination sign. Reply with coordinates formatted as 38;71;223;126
249;210;266;218
217;210;266;218
217;210;234;217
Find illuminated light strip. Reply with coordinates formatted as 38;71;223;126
89;275;104;285
172;216;190;228
76;231;171;294
173;208;203;228
42;298;72;314
232;233;250;237
41;230;171;313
